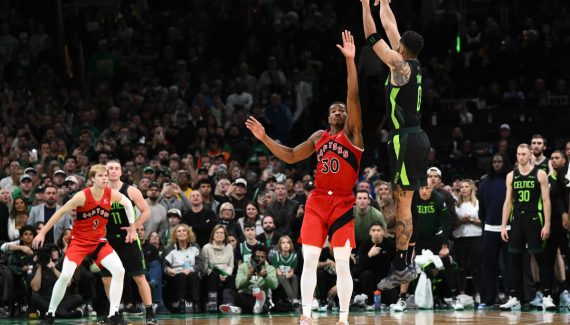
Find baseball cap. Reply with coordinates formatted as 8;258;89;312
20;174;32;182
64;176;78;184
24;167;37;175
499;124;511;131
233;178;247;187
53;169;66;177
167;208;181;218
427;167;442;177
143;166;154;173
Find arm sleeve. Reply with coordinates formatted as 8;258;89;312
120;194;135;224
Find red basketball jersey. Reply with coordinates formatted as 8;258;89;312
71;187;112;243
314;130;363;192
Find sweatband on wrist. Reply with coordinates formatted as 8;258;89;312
367;33;382;46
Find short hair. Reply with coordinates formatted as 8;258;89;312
369;221;384;231
328;101;346;114
19;224;36;237
356;189;370;197
88;164;108;180
531;134;547;145
400;31;424;57
552;149;567;160
243;220;256;230
517;143;530;151
251;243;268;256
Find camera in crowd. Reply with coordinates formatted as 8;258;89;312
35;244;58;267
249;243;267;274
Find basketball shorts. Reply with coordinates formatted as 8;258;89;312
101;236;146;276
66;239;114;267
508;212;545;254
299;189;356;249
388;127;430;191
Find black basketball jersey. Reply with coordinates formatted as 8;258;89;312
384;60;423;130
511;166;543;215
107;183;135;239
536;157;549;174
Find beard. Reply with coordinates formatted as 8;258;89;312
263;226;275;233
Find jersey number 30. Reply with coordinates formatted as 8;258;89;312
321;158;340;174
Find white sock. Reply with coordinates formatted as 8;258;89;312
48;258;78;315
100;251;126;317
334;241;353;324
301;244;321;318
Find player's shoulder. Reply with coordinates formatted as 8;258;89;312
309;130;325;142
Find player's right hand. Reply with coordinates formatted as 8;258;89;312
500;226;509;242
32;233;45;249
245;117;266;141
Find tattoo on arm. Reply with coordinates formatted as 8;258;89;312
392;61;410;86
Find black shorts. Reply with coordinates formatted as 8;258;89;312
388;128;430;191
100;237;146;277
508;212;545;254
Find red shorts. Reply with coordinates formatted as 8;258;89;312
65;239;114;267
299;189;355;249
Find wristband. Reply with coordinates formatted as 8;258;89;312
367;33;382;46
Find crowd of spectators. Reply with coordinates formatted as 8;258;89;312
0;0;568;320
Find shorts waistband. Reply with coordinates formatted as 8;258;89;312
389;125;421;138
312;188;354;196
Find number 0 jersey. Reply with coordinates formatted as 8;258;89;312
314;130;363;192
72;187;112;243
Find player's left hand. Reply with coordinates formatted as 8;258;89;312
336;30;355;59
540;225;550;240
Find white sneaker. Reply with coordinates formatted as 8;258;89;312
451;297;464;311
529;291;543;308
390;297;407;312
559;290;570;309
311;298;319;311
542;295;556;311
219;304;242;314
253;291;266;314
499;296;521;310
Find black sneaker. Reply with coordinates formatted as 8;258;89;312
39;313;55;325
145;306;157;324
105;312;127;325
123;305;143;315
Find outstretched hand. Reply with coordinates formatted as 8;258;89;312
375;0;391;6
245;116;266;141
336;30;356;59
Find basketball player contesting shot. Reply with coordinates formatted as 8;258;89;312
246;31;363;325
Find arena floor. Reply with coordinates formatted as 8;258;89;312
4;309;570;325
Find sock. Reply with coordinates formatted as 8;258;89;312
301;245;321;319
48;258;78;315
394;249;407;270
100;253;126;317
333;244;353;324
559;280;568;291
406;246;415;265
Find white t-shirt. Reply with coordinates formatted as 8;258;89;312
453;201;482;238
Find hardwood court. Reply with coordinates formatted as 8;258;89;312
9;310;570;325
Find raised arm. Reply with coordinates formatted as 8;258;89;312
245;116;319;164
32;191;85;248
336;30;363;149
361;0;404;69
378;0;401;49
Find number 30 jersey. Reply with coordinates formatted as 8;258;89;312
314;130;363;192
72;187;112;244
